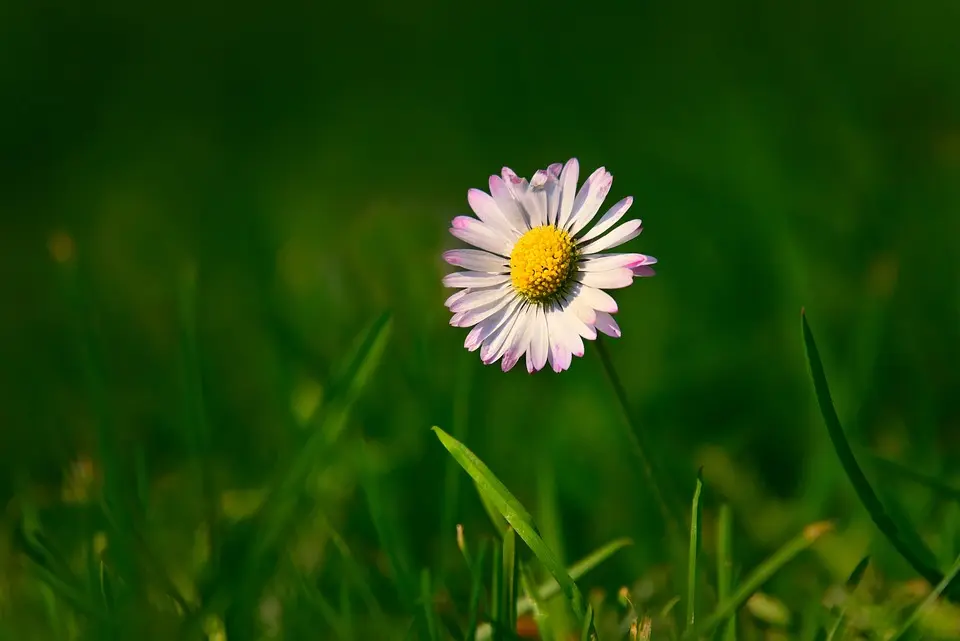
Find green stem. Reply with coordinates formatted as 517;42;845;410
594;338;683;539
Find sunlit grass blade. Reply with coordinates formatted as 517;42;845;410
433;427;587;623
421;569;440;641
682;520;834;640
475;538;632;641
580;604;595;641
715;503;735;641
686;470;704;632
478;481;510;537
888;553;960;641
503;528;518;638
801;309;951;595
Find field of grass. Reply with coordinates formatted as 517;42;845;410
3;1;960;639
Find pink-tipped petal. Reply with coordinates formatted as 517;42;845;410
467;188;515;237
594;311;621;338
577;196;633;243
546;163;563;178
488;176;527;234
578;253;655;272
632;266;657;278
442;249;508;272
450;218;512;257
529;306;549;372
579;219;643;254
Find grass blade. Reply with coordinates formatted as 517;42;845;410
580;604;595;641
823;556;871;641
801;309;950;595
715;503;735;641
475;538;632;641
682;520;834;640
888;553;960;641
503;528;518;638
432;426;587;622
466;541;489;641
686;470;704;632
519;564;552;641
491;544;503;640
421;569;440;641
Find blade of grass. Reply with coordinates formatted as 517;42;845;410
682;520;834;640
503;528;518;638
432;426;586;622
715;503;735;641
492;544;503;640
421;569;440;641
801;309;953;597
475;538;632;641
686;470;704;632
888;553;960;641
466;541;489;641
580;604;595;641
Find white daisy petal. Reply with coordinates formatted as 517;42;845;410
467;188;516;238
442;271;510;289
545;307;579;372
594;311;622;338
574;284;618;313
451;291;513;327
561;298;597;340
444;289;471;309
464;297;521;351
578;196;633;244
450;216;513;257
481;303;525;365
566;290;598;326
566;167;612;236
555;158;580;229
578;253;656;272
546;163;562;178
501;305;534;372
442;249;508;272
576;268;634;290
449;284;511;313
527;306;549;373
579;219;643;255
488;176;527;234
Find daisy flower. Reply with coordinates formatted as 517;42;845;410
442;158;657;373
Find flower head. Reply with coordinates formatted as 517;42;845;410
443;158;656;372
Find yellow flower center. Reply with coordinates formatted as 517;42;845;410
509;225;578;303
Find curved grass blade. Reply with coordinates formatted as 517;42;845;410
475;537;632;641
823;555;871;641
801;309;951;595
432;426;586;622
686;470;704;632
580;604;595;641
682;521;834;640
519;564;552;641
888;552;960;641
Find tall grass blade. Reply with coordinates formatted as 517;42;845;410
491;544;503;640
715;503;735;641
465;541;489;641
475;538;632;641
823;556;871;641
682;520;833;640
432;426;587;622
580;604;595;641
686;470;704;632
801;310;951;596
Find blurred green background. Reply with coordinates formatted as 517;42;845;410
3;0;960;638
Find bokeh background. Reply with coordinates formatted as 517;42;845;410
3;0;960;637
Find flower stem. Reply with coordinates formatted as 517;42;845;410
594;338;684;539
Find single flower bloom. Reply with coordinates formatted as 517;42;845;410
442;158;656;373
